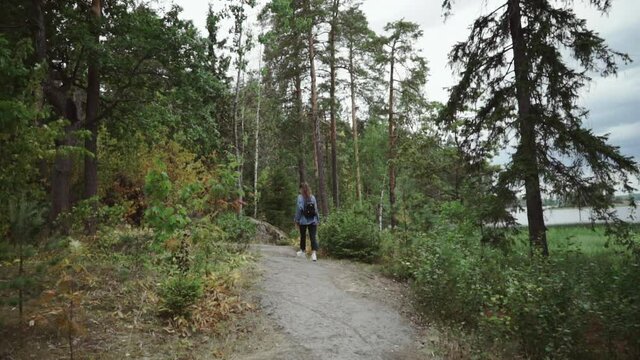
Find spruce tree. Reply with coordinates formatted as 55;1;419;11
441;0;638;255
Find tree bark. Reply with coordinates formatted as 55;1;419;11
388;42;397;230
52;104;77;223
18;240;23;321
508;0;548;256
295;74;306;185
31;0;77;224
51;155;73;220
348;42;362;202
308;19;329;217
84;0;102;234
253;47;262;219
239;70;247;213
328;0;340;209
379;173;386;231
232;19;245;215
30;0;46;62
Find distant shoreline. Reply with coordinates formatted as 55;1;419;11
512;205;638;226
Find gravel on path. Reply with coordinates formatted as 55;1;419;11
251;244;434;360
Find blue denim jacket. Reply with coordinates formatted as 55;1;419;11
294;194;320;225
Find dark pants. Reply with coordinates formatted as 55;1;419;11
299;224;318;251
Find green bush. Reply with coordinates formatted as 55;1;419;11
498;254;640;359
190;218;228;274
321;206;380;262
411;234;495;326
54;198;127;234
390;203;640;359
97;225;154;254
214;213;256;251
258;166;297;230
380;229;418;280
158;275;203;317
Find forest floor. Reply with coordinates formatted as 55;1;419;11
1;243;465;360
233;244;444;360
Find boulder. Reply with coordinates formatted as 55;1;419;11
249;218;289;245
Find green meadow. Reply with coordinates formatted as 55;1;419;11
515;224;638;255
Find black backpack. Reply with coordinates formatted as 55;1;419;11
303;198;317;217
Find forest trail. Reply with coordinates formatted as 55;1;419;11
238;244;435;360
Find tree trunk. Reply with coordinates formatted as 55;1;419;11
295;74;306;185
348;42;362;202
31;0;46;63
52;130;74;222
324;113;330;181
388;43;397;230
308;23;329;217
328;0;340;209
239;71;247;214
84;0;101;234
31;0;77;224
233;20;244;215
379;173;386;231
18;240;23;321
298;158;306;185
508;0;548;256
253;48;262;219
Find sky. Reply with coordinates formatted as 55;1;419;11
173;0;640;164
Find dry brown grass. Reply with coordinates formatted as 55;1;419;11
0;240;261;360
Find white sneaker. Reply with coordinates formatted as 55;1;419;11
311;251;317;261
297;250;305;257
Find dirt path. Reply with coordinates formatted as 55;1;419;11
239;245;435;360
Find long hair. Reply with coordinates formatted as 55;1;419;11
300;182;312;200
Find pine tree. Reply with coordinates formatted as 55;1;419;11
260;0;311;186
377;20;428;229
83;0;102;234
337;4;379;203
328;0;340;209
441;0;638;255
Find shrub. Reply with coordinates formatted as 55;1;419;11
158;275;203;317
143;166;190;243
97;225;154;254
411;231;497;326
214;213;256;251
258;166;297;230
55;198;127;234
321;206;380;262
391;204;640;359
190;218;226;268
379;229;415;280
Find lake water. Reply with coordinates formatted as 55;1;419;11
512;206;639;226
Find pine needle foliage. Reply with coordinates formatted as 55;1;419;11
441;0;638;255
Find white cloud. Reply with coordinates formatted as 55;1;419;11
605;122;640;142
572;0;640;38
361;0;502;103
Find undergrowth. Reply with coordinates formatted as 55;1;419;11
323;201;640;359
0;157;258;358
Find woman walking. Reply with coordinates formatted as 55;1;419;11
294;182;319;261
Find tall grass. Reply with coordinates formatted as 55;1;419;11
516;225;631;255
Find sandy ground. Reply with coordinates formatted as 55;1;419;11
236;245;436;360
